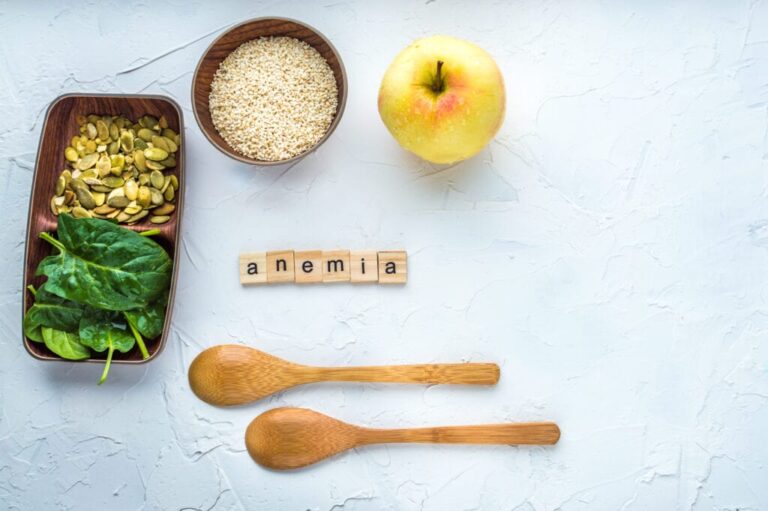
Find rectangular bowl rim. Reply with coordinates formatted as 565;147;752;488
22;92;185;365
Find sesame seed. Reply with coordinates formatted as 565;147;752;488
208;36;339;161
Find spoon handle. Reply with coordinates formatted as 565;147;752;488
310;363;500;385
359;422;560;446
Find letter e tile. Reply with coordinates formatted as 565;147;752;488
294;250;323;284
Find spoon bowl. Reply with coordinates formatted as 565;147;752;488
246;407;360;470
188;344;306;406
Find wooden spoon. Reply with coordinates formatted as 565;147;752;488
246;407;560;470
189;344;500;406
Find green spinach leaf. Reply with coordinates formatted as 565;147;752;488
23;284;84;342
79;308;135;384
41;327;90;360
124;295;167;340
36;215;172;311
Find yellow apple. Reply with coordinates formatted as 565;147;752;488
378;35;505;164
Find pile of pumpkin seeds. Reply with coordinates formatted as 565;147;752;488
51;113;181;225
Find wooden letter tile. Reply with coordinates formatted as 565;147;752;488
322;250;351;283
350;250;379;283
294;250;323;284
267;250;295;283
239;252;267;285
377;251;407;284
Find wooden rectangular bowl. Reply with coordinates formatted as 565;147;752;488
22;93;185;364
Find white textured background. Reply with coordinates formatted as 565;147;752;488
1;1;767;510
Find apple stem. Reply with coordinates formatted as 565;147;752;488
433;60;445;93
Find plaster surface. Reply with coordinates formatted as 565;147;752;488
1;1;767;510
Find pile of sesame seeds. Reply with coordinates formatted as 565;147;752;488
209;36;338;161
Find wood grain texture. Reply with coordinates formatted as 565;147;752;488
191;17;348;166
350;250;379;283
266;250;295;283
294;250;323;283
378;250;407;284
187;344;500;406
22;93;185;364
239;252;267;285
245;407;560;470
322;249;351;282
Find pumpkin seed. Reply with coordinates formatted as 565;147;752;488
77;153;99;170
159;155;176;168
137;128;155;142
102;176;124;188
124;179;138;200
86;123;97;139
96;153;111;176
138;173;151;186
159;115;168;129
107;196;129;208
149;170;165;189
85;140;97;153
150;188;164;206
82;177;102;186
127;210;149;223
96;120;109;140
144;147;168;162
53;195;66;207
76;115;87;126
152;203;175;216
109;123;119;141
106;209;120;219
90;184;113;193
64;190;75;204
162;128;178;141
139;115;159;130
50;197;59;215
145;160;165;171
69;178;87;192
150;215;170;224
116;211;132;222
151;135;169;152
75;187;96;209
110;154;125;171
72;206;91;219
108;141;119;155
162;136;178;153
64;147;78;162
170;175;179;190
133;150;147;171
94;204;116;215
163;184;175;201
55;176;66;195
137;186;151;207
120;131;134;152
134;138;148;150
92;192;106;206
124;203;143;215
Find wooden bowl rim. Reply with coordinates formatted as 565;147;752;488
22;92;185;365
190;16;348;167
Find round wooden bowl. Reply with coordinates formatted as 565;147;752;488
191;17;348;166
